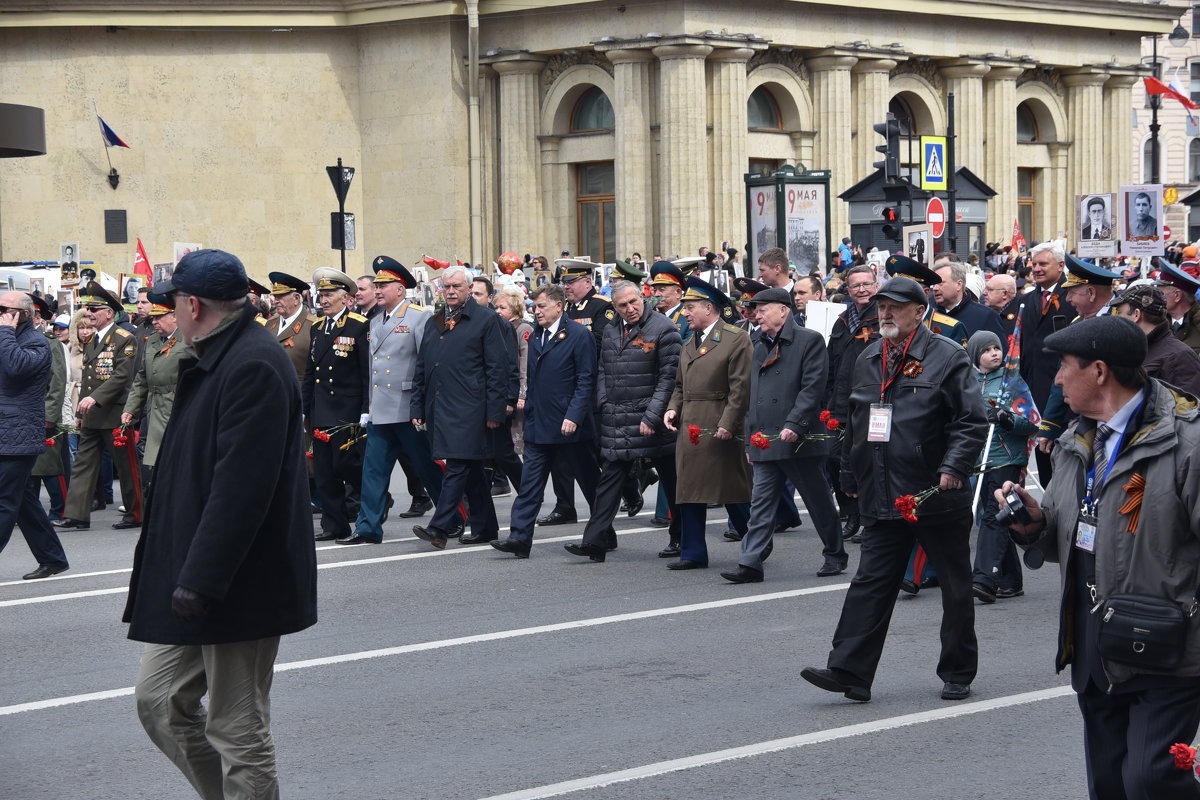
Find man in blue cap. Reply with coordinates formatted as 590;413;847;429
126;249;316;799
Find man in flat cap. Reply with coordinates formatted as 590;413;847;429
663;277;753;569
1112;283;1200;396
825;264;881;543
722;288;845;583
341;257;450;545
125;249;316;799
1159;260;1200;355
997;314;1200;798
304;268;370;542
55;281;143;531
802;276;986;704
885;253;970;347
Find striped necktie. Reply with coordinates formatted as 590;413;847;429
1093;423;1113;488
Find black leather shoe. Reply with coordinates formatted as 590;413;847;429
775;517;803;533
899;579;919;596
666;559;706;570
335;534;376;545
841;514;860;541
490;483;512;497
490;537;531;558
800;667;871;702
817;559;848;577
91;499;107;512
314;531;340;542
626;495;644;517
921;576;940;590
537;510;577;526
22;563;68;580
447;518;465;539
52;518;89;530
720;565;763;583
459;532;498;545
381;495;395;524
722;529;743;542
112;521;140;530
995;587;1024;599
638;468;659;493
412;525;448;549
564;542;606;562
657;543;681;558
650;516;670;528
972;583;997;604
398;497;433;518
941;682;971;700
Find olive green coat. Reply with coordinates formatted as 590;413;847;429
666;320;753;504
32;332;67;477
122;330;185;467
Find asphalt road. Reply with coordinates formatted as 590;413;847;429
2;476;1092;800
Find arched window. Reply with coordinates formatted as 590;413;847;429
889;95;916;136
1190;139;1200;182
570;87;614;132
748;87;782;129
1016;102;1038;143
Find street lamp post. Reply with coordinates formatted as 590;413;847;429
1150;22;1191;185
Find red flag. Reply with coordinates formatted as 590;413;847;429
1144;76;1199;110
1011;219;1026;253
133;238;152;278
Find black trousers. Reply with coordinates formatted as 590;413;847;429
429;459;497;538
1078;680;1200;800
551;438;634;514
972;464;1024;592
582;455;680;550
396;449;429;501
827;507;977;688
0;455;68;569
312;427;364;539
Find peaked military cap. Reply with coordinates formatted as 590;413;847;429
371;255;416;288
268;271;309;296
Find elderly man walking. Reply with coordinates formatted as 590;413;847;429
563;280;682;562
663;277;752;570
802;276;987;703
722;288;846;583
125;250;317;799
410;266;509;549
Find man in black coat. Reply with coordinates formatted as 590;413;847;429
124;250;316;799
563;281;683;562
933;261;1006;340
410;266;509;549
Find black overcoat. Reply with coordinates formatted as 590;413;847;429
123;306;317;645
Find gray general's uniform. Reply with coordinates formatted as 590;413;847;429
369;301;430;422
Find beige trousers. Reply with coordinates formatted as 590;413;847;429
135;637;281;800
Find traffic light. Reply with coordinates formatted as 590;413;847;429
881;206;901;241
873;116;901;182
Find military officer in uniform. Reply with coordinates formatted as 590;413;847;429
537;259;615;526
303;268;370;542
55;282;143;530
341;257;453;545
264;271;319;382
1159;260;1200;355
651;261;692;344
121;296;185;490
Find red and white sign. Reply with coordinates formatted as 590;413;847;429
1164;225;1172;239
926;197;946;239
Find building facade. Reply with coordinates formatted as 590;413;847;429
0;1;1178;277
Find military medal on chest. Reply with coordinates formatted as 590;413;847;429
332;335;355;357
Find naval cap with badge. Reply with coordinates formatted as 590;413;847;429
150;249;249;301
370;255;416;288
1042;314;1147;368
885;253;942;287
311;267;357;294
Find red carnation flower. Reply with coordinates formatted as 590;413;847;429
314;429;331;443
687;425;701;446
750;432;771;450
819;410;832;422
825;417;841;431
44;437;55;448
1171;743;1197;770
305;450;314;460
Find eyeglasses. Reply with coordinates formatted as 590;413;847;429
847;282;876;291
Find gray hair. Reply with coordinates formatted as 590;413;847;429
442;265;469;285
940;261;967;285
1030;239;1065;263
610;280;640;299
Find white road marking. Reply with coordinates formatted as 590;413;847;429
477;686;1076;800
0;587;129;608
0;584;847;716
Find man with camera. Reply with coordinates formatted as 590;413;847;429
998;315;1200;799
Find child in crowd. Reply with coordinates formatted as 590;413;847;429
966;330;1040;604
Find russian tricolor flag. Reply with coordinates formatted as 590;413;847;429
97;115;130;148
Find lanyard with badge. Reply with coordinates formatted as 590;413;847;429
868;328;917;442
1075;400;1143;554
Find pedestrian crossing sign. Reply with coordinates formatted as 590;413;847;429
920;136;947;191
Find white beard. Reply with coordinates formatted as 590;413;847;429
880;322;900;340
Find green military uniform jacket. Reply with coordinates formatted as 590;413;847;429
78;324;137;430
123;330;185;467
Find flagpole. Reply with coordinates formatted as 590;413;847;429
1150;35;1160;184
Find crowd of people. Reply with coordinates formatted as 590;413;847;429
5;235;1200;798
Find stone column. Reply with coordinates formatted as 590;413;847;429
1047;141;1071;241
652;43;712;254
479;65;500;261
492;56;547;252
807;52;858;240
939;59;990;175
607;48;655;258
708;47;754;249
982;64;1023;244
1104;73;1139;196
1063;69;1110;217
851;57;898;181
539;137;568;255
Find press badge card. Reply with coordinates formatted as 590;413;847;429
1075;513;1097;553
868;403;892;442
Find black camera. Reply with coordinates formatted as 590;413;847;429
994;489;1032;527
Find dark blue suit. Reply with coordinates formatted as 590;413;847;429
508;317;599;544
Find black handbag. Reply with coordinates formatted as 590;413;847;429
1096;592;1196;671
